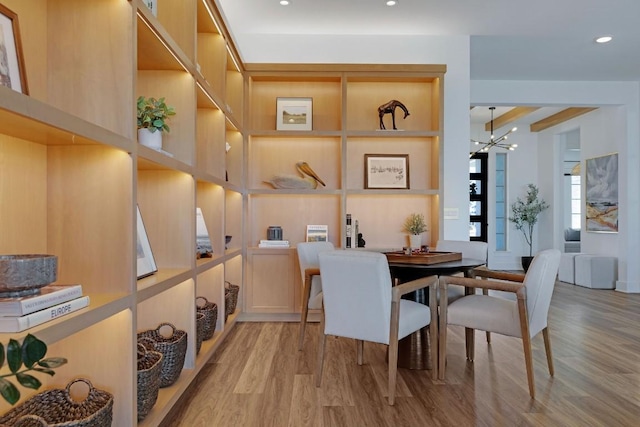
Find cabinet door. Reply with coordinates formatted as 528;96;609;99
246;250;298;313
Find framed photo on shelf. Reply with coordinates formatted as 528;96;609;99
364;154;410;189
136;206;158;279
585;152;618;233
276;97;313;131
0;3;28;94
306;225;329;242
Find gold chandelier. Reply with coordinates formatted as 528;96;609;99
470;107;518;158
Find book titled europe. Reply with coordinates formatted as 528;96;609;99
0;284;83;317
0;296;90;333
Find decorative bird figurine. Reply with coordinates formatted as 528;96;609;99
265;161;326;189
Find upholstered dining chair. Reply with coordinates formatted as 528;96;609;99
435;240;488;303
438;248;561;399
296;241;334;350
316;250;438;405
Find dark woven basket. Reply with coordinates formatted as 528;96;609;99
196;296;217;341
0;378;113;427
195;312;205;355
136;343;163;421
224;281;239;322
137;322;187;388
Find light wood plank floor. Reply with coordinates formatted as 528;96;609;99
162;282;640;426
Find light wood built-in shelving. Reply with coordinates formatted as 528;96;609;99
244;64;445;318
0;0;244;425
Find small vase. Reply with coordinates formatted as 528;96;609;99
138;128;162;150
409;234;422;250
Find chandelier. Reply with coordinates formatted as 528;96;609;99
470;107;518;158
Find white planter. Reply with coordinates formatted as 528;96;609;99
138;128;162;150
409;234;422;249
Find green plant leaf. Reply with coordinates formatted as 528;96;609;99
16;373;42;390
0;378;20;405
32;367;56;376
7;339;22;373
38;357;68;369
22;334;47;369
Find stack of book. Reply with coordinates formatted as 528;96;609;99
258;239;290;248
0;284;89;333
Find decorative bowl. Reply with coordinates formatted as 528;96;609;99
0;254;58;297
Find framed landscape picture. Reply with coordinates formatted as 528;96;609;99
585;152;618;233
364;154;410;189
0;3;28;94
276;97;312;131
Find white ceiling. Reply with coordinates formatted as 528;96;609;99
216;0;640;82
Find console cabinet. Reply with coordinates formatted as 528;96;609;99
0;1;243;425
244;64;445;316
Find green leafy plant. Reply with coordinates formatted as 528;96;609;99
403;213;427;235
509;184;549;256
136;96;176;133
0;334;67;405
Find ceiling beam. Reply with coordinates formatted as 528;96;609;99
530;107;597;132
485;106;539;131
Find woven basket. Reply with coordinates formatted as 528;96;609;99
137;322;187;388
195;312;205;355
0;378;113;427
196;296;217;341
136;343;163;421
224;281;239;322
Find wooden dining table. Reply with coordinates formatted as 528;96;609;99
385;255;487;370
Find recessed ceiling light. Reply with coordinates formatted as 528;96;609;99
386;1;398;6
279;0;290;5
595;35;613;44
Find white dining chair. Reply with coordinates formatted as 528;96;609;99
438;248;561;399
296;241;334;350
316;250;438;405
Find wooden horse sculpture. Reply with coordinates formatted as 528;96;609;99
378;100;410;130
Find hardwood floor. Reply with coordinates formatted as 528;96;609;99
162;282;640;426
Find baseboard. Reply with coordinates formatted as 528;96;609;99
615;280;640;293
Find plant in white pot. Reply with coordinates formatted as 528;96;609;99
509;183;549;271
403;213;427;250
136;96;176;150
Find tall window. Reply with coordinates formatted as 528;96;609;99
495;153;507;251
571;175;581;228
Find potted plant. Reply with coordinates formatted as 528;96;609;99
136;96;176;150
403;213;427;250
509;183;549;271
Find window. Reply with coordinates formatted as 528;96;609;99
469;153;487;242
495;153;507;251
571;175;581;228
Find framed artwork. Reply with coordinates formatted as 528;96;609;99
364;154;410;189
276;97;312;130
585;152;618;233
0;3;27;94
306;225;329;242
136;206;158;279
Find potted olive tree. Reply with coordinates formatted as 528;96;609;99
403;213;427;250
136;96;176;150
509;183;549;271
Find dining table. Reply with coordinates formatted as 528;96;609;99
385;254;487;370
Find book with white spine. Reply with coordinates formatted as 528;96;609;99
0;284;83;317
0;296;90;333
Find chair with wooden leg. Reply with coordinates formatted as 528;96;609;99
296;241;334;350
438;248;561;399
316;250;438;405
